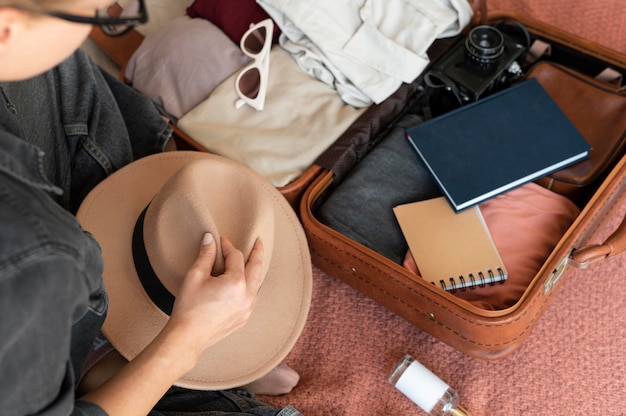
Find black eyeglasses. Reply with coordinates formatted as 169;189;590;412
42;0;147;37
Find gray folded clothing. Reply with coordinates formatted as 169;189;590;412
316;114;442;264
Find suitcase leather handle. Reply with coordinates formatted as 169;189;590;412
571;213;626;264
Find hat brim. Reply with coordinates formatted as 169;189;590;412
76;151;312;390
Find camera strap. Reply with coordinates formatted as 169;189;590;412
424;69;466;106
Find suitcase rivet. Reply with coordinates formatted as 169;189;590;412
350;267;356;273
428;313;435;320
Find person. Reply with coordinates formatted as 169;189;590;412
0;0;307;414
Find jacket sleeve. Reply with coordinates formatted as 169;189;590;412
73;400;109;416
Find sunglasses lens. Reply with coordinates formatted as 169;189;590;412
238;67;261;99
243;26;268;55
101;24;132;36
98;0;146;37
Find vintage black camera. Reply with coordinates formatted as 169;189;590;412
425;23;528;105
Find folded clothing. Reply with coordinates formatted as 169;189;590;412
316;114;442;264
125;15;250;121
258;0;473;106
176;47;366;187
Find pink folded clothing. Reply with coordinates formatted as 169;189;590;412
125;16;250;121
404;182;580;310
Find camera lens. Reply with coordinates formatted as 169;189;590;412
465;25;504;66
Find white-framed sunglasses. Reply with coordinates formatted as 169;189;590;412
235;19;274;111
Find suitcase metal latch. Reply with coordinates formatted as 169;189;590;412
543;251;589;295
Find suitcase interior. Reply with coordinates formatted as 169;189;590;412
300;11;626;358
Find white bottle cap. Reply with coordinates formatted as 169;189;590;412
394;359;450;413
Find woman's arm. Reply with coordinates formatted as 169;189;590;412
80;233;264;415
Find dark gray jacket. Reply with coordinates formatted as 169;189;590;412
0;49;169;415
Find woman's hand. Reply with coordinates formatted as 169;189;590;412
166;232;265;364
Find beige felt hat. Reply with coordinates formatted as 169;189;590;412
76;151;312;390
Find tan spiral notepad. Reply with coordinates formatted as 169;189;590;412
393;197;507;291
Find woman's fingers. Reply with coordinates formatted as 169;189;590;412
221;236;265;295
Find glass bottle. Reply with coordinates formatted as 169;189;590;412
389;355;472;416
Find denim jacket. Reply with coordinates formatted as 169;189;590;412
0;50;170;415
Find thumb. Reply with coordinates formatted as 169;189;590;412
193;232;218;275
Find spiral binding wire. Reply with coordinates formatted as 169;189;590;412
439;267;506;293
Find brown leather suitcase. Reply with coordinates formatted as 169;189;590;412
299;11;626;359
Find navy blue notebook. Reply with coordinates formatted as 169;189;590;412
405;79;591;211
